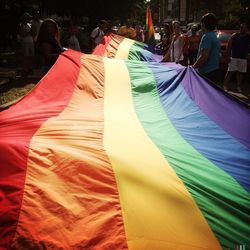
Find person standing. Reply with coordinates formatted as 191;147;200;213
90;20;108;50
163;21;184;64
223;23;250;92
68;24;81;52
187;25;200;65
192;13;221;84
17;12;34;76
31;10;43;43
117;20;136;40
182;31;189;66
158;23;172;56
135;25;144;42
35;18;64;72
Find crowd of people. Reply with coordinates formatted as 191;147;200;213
15;14;146;76
15;10;250;93
17;11;64;76
159;13;249;92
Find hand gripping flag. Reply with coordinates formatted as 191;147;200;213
0;50;249;249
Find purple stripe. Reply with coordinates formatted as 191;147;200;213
151;53;163;62
182;67;250;148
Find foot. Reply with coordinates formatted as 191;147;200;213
223;85;229;92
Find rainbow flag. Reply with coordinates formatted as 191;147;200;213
145;6;156;50
93;33;162;62
0;50;249;249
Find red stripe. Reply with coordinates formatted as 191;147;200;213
93;34;125;58
0;50;82;248
92;35;112;56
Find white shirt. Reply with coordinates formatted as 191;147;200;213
19;22;33;43
170;35;184;62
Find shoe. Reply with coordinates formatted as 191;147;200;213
237;86;242;93
223;86;229;92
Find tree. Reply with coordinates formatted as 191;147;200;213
218;0;250;28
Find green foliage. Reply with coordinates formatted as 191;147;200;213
219;0;249;29
127;0;159;25
219;14;240;29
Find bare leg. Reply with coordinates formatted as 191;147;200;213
223;71;233;91
236;71;243;92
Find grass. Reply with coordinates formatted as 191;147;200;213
0;50;41;108
0;83;35;106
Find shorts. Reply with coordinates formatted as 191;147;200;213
228;58;247;73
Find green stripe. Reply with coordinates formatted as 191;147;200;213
125;60;250;249
128;42;145;61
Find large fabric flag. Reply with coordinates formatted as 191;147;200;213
0;50;249;249
145;6;156;50
93;33;162;62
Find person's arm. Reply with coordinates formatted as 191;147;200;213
176;35;184;63
192;35;210;69
226;33;234;57
162;37;173;62
192;48;209;69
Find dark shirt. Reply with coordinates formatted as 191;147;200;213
231;33;250;59
36;37;64;67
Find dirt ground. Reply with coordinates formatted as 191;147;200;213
0;51;44;110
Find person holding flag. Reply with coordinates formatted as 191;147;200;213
163;20;184;64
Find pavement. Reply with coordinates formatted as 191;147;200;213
0;50;250;110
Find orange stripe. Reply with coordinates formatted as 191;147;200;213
103;34;125;58
0;50;81;248
14;55;127;249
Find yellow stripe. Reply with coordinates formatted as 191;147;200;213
103;58;221;250
115;38;134;60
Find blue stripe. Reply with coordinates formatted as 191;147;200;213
148;63;250;193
